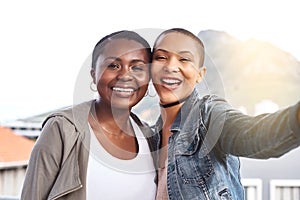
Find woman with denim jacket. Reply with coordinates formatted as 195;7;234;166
151;28;300;200
21;30;157;200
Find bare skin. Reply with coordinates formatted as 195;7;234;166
90;38;150;160
151;32;206;167
89;106;137;160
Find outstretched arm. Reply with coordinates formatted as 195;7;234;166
208;96;300;159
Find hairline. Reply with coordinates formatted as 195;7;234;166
153;28;205;68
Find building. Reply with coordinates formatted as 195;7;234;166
0;127;35;199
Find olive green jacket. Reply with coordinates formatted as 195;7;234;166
21;100;156;200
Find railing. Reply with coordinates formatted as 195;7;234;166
270;179;300;200
242;179;262;200
0;164;26;198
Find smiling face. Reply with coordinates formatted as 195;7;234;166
91;38;150;109
151;32;206;105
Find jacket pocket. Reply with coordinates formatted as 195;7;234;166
218;188;233;200
175;152;213;185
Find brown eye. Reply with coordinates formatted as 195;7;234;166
107;63;120;70
180;57;191;62
155;55;167;61
131;65;146;72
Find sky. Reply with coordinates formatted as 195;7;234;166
1;0;300;122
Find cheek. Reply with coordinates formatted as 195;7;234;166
150;64;162;79
96;71;114;88
95;68;107;84
135;72;150;85
182;67;199;81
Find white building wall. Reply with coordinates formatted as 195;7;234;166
0;163;27;198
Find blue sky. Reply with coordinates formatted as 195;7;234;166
1;0;299;122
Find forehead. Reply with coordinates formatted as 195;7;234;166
102;38;148;59
154;32;199;55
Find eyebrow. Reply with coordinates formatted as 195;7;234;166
154;49;168;53
154;48;193;56
104;57;120;61
131;59;147;64
104;57;147;64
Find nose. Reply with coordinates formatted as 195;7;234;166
117;66;133;81
163;57;180;73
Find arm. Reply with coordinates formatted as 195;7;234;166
206;96;300;159
21;117;64;200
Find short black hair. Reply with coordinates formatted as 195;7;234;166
153;28;205;67
92;30;152;69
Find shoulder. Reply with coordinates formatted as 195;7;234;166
199;94;227;103
195;94;234;126
38;100;94;146
42;100;94;129
35;101;94;152
197;94;232;110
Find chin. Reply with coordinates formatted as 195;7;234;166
160;96;179;105
112;99;138;110
111;104;132;111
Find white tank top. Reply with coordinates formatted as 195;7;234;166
86;117;157;200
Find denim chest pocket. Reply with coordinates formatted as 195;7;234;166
218;188;233;200
175;148;214;185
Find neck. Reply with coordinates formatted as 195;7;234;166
159;94;190;123
159;95;189;108
94;100;131;133
160;103;181;131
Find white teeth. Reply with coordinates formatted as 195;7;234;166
162;79;181;84
113;87;135;93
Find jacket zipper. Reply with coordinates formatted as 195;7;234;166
51;184;83;200
204;189;211;200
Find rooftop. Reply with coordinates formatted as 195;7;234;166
0;127;35;166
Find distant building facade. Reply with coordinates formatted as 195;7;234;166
0;127;35;198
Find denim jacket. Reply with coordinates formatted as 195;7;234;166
153;90;300;200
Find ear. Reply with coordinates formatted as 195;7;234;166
196;66;206;83
90;68;96;84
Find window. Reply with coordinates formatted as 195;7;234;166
242;178;262;200
270;179;300;200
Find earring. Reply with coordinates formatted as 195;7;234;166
90;81;97;92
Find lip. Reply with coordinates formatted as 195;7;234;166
111;86;137;98
160;77;182;90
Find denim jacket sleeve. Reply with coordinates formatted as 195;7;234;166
204;95;300;159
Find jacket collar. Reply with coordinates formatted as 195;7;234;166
154;90;202;155
173;90;202;155
43;100;93;133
